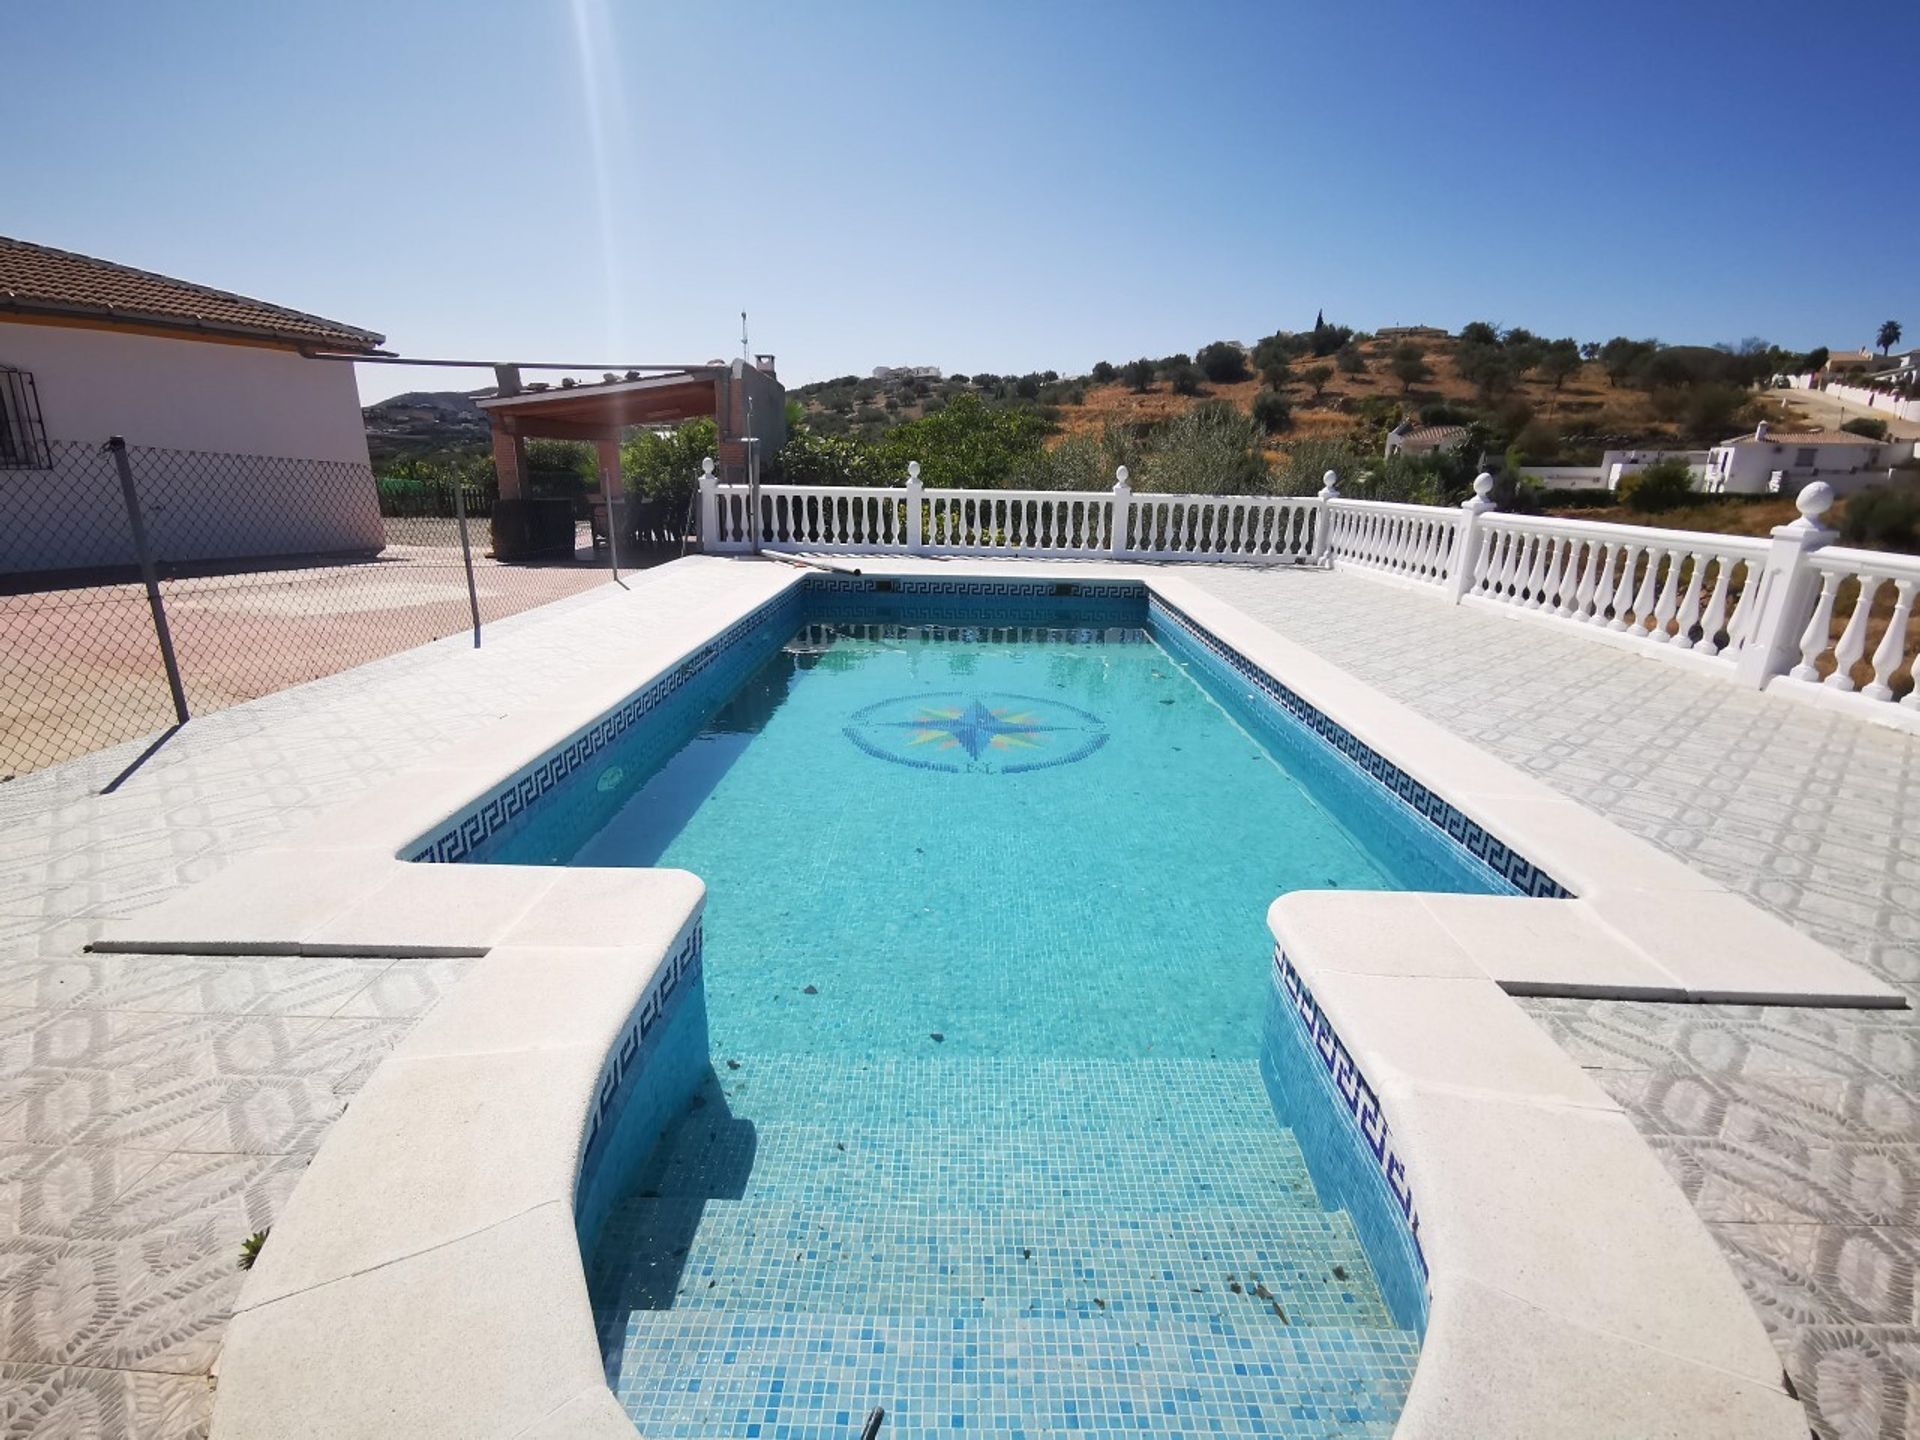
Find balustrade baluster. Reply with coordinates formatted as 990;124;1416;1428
1670;553;1707;647
1790;571;1843;681
1826;576;1883;690
1862;580;1916;700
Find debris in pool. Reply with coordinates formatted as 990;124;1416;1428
1332;1264;1348;1281
803;984;818;995
1021;1247;1032;1261
1272;1300;1289;1323
835;1141;846;1152
1252;1282;1273;1302
930;1032;945;1043
688;1095;706;1111
726;1059;741;1070
1227;1281;1243;1294
1158;698;1174;706
1095;1298;1107;1309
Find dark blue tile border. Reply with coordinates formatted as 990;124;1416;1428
1273;945;1428;1301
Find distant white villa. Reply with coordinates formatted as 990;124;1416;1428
872;364;942;382
1704;421;1894;495
1385;418;1469;459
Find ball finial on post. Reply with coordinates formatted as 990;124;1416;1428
1473;471;1495;498
1113;465;1130;494
1795;480;1835;525
907;460;921;483
701;456;715;477
1317;469;1339;500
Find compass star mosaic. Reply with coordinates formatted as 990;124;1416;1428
843;691;1109;774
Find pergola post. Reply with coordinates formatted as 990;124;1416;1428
491;428;530;502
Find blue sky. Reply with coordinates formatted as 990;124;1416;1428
6;1;1915;402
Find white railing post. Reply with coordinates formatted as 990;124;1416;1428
1732;482;1838;688
1110;466;1132;557
698;456;719;551
1444;472;1497;602
905;460;924;554
1314;470;1339;566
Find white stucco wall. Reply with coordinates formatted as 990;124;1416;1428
1704;441;1892;496
0;320;381;575
0;320;371;462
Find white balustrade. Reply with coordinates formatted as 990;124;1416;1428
1325;499;1461;584
1467;513;1767;658
693;464;1920;729
1785;547;1920;705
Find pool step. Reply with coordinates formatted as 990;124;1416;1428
703;1053;1283;1132
630;1117;1318;1213
605;1309;1418;1439
589;1197;1395;1329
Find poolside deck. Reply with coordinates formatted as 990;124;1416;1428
1;556;1913;1438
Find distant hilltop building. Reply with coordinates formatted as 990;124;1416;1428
1376;325;1450;342
872;365;942;382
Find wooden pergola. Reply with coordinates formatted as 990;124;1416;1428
475;359;787;501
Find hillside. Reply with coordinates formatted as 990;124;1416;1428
791;329;1805;472
363;389;491;469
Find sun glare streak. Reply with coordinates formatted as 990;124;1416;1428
568;0;628;358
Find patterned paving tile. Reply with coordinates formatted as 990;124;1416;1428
0;558;1914;1433
0;1363;209;1440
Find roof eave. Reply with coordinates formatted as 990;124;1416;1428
0;295;385;352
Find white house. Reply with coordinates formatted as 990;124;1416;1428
1385;419;1469;459
0;236;385;575
1704;421;1894;496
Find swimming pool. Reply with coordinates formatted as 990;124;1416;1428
429;578;1552;1437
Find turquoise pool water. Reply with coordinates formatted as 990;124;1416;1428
489;588;1502;1437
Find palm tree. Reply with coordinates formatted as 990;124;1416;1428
1878;319;1903;355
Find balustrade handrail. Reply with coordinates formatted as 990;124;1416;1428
1326;496;1458;520
1807;543;1920;581
1479;509;1770;556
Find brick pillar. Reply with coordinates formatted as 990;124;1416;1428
491;427;529;501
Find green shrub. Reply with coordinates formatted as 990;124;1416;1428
1090;361;1116;383
1197;341;1251;384
1842;417;1890;441
1616;457;1696;513
1251;389;1294;434
1841;483;1920;550
1123;358;1155;392
1169;364;1206;396
1136;401;1269;495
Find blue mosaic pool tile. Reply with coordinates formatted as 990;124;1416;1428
608;1311;1417;1440
590;1196;1392;1328
1149;592;1571;899
1261;951;1429;1333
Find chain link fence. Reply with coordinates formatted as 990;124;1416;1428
0;439;674;780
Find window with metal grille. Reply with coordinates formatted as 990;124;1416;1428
0;365;52;469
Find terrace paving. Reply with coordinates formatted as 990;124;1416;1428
0;554;1914;1437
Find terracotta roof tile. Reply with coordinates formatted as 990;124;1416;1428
1722;431;1879;446
0;236;383;351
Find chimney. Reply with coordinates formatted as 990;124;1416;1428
1754;420;1770;441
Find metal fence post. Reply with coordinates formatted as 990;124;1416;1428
451;477;482;648
598;440;625;587
105;437;189;725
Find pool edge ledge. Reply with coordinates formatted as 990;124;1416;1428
207;872;705;1440
1269;891;1809;1439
